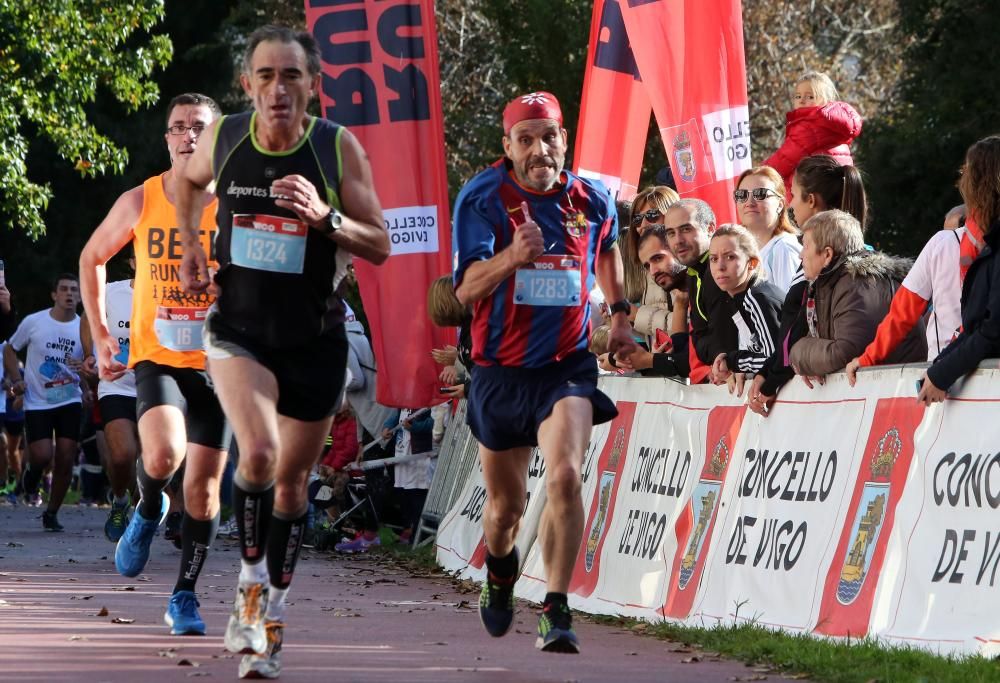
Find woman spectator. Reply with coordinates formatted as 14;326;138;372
764;70;863;191
619;186;680;347
707;225;783;396
919;136;1000;405
734;166;801;293
787;210;926;379
428;275;472;399
748;155;869;416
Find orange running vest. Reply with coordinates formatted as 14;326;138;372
129;173;219;370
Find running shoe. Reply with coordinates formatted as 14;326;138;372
225;582;269;655
164;511;182;549
216;518;238;539
42;510;64;532
104;498;130;543
478;547;519;638
24;492;42;507
238;619;284;679
535;601;580;653
164;590;206;636
334;534;381;554
115;492;168;577
5;491;17;506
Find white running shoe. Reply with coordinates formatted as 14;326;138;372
225;582;269;654
238;619;283;679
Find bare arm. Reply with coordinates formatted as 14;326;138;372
595;244;637;356
178;119;219;293
79;187;142;379
3;344;20;392
323;129;389;264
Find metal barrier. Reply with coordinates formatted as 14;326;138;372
414;400;480;547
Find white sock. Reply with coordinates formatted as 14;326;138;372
239;560;268;585
266;586;288;621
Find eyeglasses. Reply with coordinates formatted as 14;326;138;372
166;124;206;136
733;188;781;203
631;209;662;226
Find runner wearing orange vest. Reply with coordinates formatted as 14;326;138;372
79;93;231;638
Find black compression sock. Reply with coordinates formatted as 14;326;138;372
21;465;42;496
136;462;169;520
543;592;568;608
174;512;220;593
266;509;308;590
486;547;519;582
233;475;274;563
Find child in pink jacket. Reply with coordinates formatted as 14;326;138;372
765;71;863;191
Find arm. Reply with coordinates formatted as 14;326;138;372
178;118;220;293
858;285;928;366
79;188;141;380
790;281;876;376
273;128;389;264
344;344;365;392
763;114;808;181
407;411;435;436
2;343;20;393
730;291;782;375
596;243;638;356
815;102;863;146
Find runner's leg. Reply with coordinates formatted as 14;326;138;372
103;417;138;501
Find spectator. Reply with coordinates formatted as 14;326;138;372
707;225;783;396
610;225;689;377
786;210;926;382
764;70;863;191
748;155;869;416
943;204;966;230
734;166;801;293
919;136;1000;405
383;408;434;545
427;275;472;400
620;186;680;347
663;199;737;384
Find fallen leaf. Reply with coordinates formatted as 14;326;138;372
96;607;109;617
67;558;78;563
6;542;23;548
71;595;95;601
158;649;178;658
68;635;87;641
682;656;701;663
177;659;199;667
111;617;135;624
112;586;136;592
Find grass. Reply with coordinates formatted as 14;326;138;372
588;614;999;683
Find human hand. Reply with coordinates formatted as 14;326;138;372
510;201;544;266
272;174;330;228
607;316;639;358
597;353;616;373
747;375;775;417
845;357;862;387
792;363;825;390
180;243;211;294
439;365;458;386
728;372;747;397
381;427;394;441
94;334;127;382
711;353;731;385
917;371;947;406
431;345;458;366
615;347;652;371
440;383;465;399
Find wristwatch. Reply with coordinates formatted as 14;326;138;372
609;300;631;316
321;207;344;236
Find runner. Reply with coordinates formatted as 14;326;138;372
452;91;635;653
78;92;231;636
2;274;84;530
81;255;138;541
177;25;389;679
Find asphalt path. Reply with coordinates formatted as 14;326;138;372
0;504;771;682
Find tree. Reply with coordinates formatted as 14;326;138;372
0;0;172;238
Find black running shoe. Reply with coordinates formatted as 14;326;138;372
164;511;182;550
42;510;64;532
535;601;579;653
478;547;519;637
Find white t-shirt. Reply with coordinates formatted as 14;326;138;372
8;310;83;410
902;228;964;360
759;232;802;295
393;408;432;490
98;280;136;399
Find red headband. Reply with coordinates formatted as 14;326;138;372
502;91;562;134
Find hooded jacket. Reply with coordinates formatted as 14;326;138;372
927;222;1000;391
344;316;397;442
789;251;927;376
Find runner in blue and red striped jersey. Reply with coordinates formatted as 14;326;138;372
453;91;636;655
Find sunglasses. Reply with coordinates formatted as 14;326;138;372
631;209;662;226
733;188;781;203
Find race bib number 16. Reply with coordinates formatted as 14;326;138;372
230;214;307;274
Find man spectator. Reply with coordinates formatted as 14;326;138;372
663;199;738;384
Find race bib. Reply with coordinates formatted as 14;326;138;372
514;254;582;307
230;213;307;274
44;378;77;404
155;306;208;351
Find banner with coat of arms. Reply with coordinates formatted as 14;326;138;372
437;366;1000;657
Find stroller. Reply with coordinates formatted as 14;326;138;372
308;464;394;551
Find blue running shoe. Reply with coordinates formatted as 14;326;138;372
165;590;206;636
535;601;580;654
478;547;520;638
115;491;168;577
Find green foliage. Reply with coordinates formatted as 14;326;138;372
858;0;1000;255
0;0;172;238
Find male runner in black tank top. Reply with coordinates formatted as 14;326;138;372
176;25;389;680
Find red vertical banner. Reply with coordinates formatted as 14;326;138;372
307;1;452;408
662;405;745;618
620;0;751;224
568;402;638;597
814;399;925;637
573;0;652;202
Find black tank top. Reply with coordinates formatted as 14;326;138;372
212;111;346;347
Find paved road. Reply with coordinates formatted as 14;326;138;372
0;504;766;682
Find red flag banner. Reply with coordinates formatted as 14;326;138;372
620;0;751;224
306;0;453;408
573;0;651;202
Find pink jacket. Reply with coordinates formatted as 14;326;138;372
764;102;863;188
